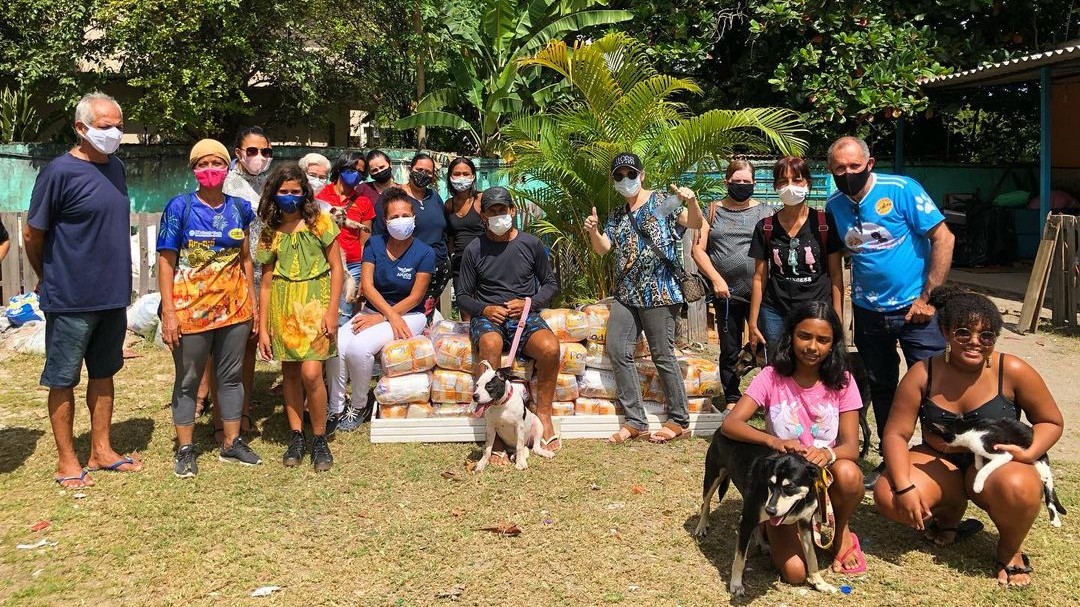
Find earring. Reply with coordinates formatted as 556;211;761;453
986;354;992;369
945;343;951;363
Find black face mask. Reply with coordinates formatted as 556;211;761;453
727;182;754;202
835;166;871;197
410;169;433;189
370;167;392;184
357;171;368;181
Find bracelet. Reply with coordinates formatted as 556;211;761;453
893;483;917;496
824;446;837;466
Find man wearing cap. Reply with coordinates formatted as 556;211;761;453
456;186;563;457
23;92;143;488
584;151;704;445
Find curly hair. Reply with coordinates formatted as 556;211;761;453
771;301;849;391
257;163;322;240
929;285;1004;335
380;186;415;218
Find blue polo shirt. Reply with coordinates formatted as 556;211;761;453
362;234;436;313
27;153;132;313
373;187;448;262
825;173;945;312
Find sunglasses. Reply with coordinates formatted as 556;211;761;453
613;169;639;182
953;327;997;346
242;147;273;158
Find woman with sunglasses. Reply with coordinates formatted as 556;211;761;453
873;286;1063;588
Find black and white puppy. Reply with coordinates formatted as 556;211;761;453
472;360;555;472
930;418;1066;527
694;429;836;596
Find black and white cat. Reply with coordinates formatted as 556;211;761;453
930;418;1066;527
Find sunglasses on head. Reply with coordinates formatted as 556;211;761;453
953;327;997;346
613;169;639;182
242;147;273;158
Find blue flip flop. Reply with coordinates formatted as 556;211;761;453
54;470;91;488
87;456;138;472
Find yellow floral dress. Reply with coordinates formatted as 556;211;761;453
256;212;340;361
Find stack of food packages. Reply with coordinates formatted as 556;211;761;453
373;307;720;420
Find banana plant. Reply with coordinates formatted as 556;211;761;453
393;0;631;156
503;32;808;302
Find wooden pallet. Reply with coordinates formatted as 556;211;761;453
369;413;724;443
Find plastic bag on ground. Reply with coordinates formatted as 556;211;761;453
126;292;161;337
584;340;612;370
380;336;436;377
579;368;618;399
374;372;432;405
559;342;587;376
552;401;575;416
5;293;44;327
430;368;475;403
433;334;473;372
581;302;610;343
574;397;620;415
530;373;579;403
9;322;46;355
540;308;590;342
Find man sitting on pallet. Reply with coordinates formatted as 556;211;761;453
455;186;562;460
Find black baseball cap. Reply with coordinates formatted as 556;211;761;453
611;152;643;175
480;186;515;210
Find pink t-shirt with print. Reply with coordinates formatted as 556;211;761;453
744;366;862;448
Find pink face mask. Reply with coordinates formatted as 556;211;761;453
194;167;229;188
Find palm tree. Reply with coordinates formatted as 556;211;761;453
503;32;808;303
392;0;631;156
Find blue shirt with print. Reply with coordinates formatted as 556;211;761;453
156;193;254;258
825;174;945;312
604;191;684;308
362;234;436;314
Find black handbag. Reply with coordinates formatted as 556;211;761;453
627;210;708;303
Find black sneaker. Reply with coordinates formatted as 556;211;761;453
864;462;885;491
283;431;305;467
219;436;263;466
325;412;339;437
174;444;198;478
311;435;333;472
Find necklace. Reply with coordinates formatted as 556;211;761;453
198;193;228;230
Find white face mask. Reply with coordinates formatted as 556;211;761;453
614;177;641;198
777;184;809;206
487;214;513;236
307;176;327;192
450;177;475;192
386;216;416;240
240;153;271;175
81;125;122;155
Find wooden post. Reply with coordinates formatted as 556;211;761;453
1018;215;1061;334
0;212;25;299
683;229;707;344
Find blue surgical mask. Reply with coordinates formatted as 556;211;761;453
339;169;360;187
274;193;304;214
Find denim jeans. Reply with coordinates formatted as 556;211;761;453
338;261;363;327
607;300;689;431
715;298;753;404
759;304;785;359
853;304;946;446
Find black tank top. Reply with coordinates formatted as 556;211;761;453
920;353;1020;436
447;196;485;261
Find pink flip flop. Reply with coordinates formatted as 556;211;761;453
833;532;867;575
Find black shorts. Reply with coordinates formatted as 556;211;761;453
40;308;126;388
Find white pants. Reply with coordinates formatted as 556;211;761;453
327;310;428;415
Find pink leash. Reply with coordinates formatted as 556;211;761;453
505;297;532;363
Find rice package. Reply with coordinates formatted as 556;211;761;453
575;397;619;415
374;372;432;405
430;319;470;340
540;308;591;342
640;373;667;403
688;397;716;414
380;336;436;377
378;404;409;419
585;340;613;370
634;335;651;359
500;355;534;381
581;303;610;343
552;401;575;416
430;368;475;403
531;373;580;402
406;403;436;418
433;334;474;372
559;342;587;375
681;357;722;397
434;403;476;417
578;368;618;399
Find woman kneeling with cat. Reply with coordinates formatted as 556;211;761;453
873;286;1064;587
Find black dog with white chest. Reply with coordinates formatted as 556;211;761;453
694;428;836;595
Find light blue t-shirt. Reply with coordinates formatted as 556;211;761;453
362;234;436;314
825;174;945;312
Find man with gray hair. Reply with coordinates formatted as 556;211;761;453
23;91;143;488
824;135;954;487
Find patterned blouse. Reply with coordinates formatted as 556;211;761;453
604;191;684;308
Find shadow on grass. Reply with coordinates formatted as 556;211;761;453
0;427;46;473
73;417;155;458
682;499;777;604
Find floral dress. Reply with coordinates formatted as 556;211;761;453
256;212;340;361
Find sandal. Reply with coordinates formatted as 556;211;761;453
489;451;510;467
647;421;689;444
539;434;562;453
608;424;648;444
925;518;984;547
832;532;867;575
996;553;1033;587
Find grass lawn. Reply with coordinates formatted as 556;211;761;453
0;345;1078;607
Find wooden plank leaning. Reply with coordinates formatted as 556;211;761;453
1018;215;1061;334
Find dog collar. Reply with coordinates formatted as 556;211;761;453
472;385;514;418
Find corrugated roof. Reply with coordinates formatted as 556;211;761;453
923;44;1080;90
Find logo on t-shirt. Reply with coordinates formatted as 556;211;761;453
189;229;221;239
396;266;414;280
228;228;245;240
844;222;902;253
874;197;893;216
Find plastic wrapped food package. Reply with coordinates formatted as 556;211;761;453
430;319;469;340
433;403;476;417
680;357;722;397
380;337;436;377
374;372;432;405
430;368;475;403
584;340;612;370
634;335;651;359
433;335;474;372
407;403;436;418
552;401;575;416
581;303;610;343
500;355;535;381
578;368;618;399
540;308;591;342
574;397;620;415
531;373;580;402
640;374;667;403
687;397;716;414
378;404;409;419
559;342;587;375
